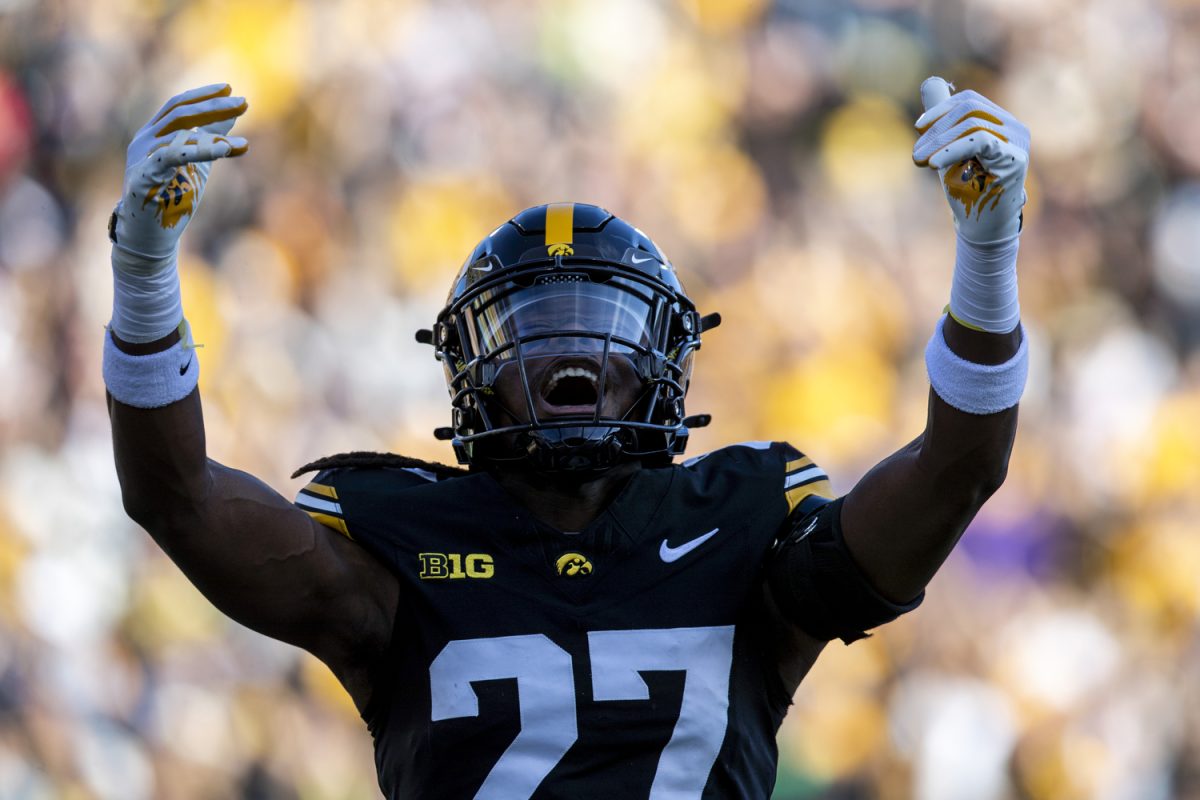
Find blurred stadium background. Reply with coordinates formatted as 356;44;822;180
2;0;1199;797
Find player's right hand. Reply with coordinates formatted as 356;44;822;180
913;77;1029;245
110;83;248;260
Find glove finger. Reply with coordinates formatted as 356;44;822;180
197;100;250;137
915;113;1013;166
149;130;249;169
148;83;232;127
966;135;1027;177
929;133;1026;181
915;89;1007;132
919;76;952;113
917;100;1028;160
154;95;248;138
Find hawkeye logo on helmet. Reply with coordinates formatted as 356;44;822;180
555;552;592;577
547;242;574;257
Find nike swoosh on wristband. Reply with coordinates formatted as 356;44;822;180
659;528;720;563
179;355;192;376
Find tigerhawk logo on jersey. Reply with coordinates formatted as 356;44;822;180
555;553;592;577
418;552;494;580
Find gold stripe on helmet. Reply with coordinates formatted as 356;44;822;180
545;203;575;256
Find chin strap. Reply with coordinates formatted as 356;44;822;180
522;426;628;473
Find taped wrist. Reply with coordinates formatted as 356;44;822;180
103;320;199;408
766;497;923;644
925;314;1028;415
110;241;182;344
949;231;1020;334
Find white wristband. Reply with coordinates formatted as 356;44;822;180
103;321;199;408
949;232;1020;334
925;314;1027;414
110;242;183;344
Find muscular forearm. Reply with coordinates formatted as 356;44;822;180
917;316;1021;480
107;341;368;655
107;328;213;531
107;332;308;601
842;318;1020;603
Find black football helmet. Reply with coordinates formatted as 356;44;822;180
418;202;719;473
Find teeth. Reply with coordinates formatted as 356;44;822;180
545;366;598;394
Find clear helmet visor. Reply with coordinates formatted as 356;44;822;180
462;277;662;364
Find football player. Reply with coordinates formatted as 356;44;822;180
105;76;1029;798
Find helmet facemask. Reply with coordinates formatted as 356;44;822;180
434;262;701;473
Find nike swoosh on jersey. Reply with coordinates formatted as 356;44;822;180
659;528;720;563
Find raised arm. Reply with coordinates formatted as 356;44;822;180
840;78;1030;603
104;86;397;709
764;80;1030;666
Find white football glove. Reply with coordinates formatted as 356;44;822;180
108;84;247;343
110;83;248;259
913;78;1029;244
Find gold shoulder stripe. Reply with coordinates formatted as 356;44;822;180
296;493;343;516
305;510;351;539
785;466;827;490
545;202;574;246
786;480;834;514
304;482;338;500
785;456;813;473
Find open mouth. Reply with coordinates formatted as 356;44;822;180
541;365;600;409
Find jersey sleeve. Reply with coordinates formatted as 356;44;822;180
295;469;352;538
293;466;441;541
777;443;836;519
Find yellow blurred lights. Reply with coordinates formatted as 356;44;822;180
388;175;514;290
820;95;917;202
765;343;897;460
676;0;769;36
617;39;745;157
171;0;309;122
666;145;767;245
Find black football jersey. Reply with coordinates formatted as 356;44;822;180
294;442;834;800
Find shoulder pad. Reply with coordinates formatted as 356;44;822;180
682;441;834;516
294;466;446;539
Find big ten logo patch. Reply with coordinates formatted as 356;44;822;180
419;553;495;580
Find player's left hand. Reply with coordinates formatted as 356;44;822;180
913;78;1029;244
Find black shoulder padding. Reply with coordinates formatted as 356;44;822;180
766;496;923;644
291;451;469;479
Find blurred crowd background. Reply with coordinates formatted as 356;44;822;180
1;0;1198;797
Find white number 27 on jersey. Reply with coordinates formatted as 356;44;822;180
429;625;736;799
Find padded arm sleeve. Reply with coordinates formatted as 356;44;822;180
766;496;924;644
